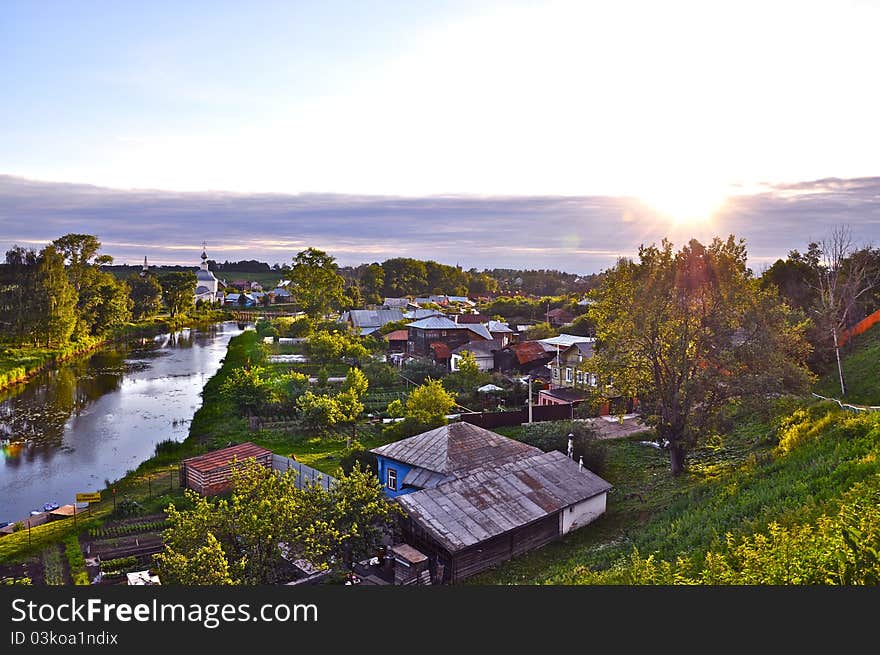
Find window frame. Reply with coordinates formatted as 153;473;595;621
387;468;398;491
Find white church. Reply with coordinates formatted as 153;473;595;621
195;245;223;304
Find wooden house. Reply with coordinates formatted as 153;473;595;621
371;422;612;583
405;316;491;361
179;442;273;496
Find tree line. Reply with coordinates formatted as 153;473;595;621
0;233;201;348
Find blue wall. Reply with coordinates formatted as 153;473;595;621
376;456;417;498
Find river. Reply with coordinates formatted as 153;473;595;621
0;321;246;522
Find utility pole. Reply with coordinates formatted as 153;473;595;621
527;375;533;424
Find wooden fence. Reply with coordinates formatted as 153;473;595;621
459;402;578;429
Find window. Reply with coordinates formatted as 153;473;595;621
565;367;573;383
590;374;598;387
387;468;398;491
576;371;583;384
553;367;559;380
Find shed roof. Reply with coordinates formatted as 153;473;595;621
510;341;554;365
371;422;540;475
539;387;590;403
384;329;409;341
487;320;514;333
429;342;452;360
181;442;272;473
465;324;492;340
397;450;612;553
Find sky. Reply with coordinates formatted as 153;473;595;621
1;0;878;273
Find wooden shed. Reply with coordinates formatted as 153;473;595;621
179;442;273;496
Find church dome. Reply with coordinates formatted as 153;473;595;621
197;269;216;281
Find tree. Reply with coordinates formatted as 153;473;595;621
51;233;106;294
159;271;197;317
590;236;812;476
359;263;385;305
154;532;237;585
337;367;368;446
382;258;428;296
128;273;163;320
447;350;488;393
301;465;401;573
289;248;345;318
32;245;77;347
404;378;457;429
811;226;879;397
0;246;39;342
295;390;343;432
219;366;273;419
525;321;557;340
77;271;132;336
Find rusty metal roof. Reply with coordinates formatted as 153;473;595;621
511;341;553;364
372;422;541;475
181;442;272;473
397;450;612;553
383;329;409;341
429;342;452;360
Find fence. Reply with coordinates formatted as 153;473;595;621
838;308;880;347
272;454;335;490
811;392;880;414
459;402;578;429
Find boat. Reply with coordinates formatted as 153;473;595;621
42;502;60;512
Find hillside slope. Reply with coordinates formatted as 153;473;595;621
472;400;880;585
814;322;880;405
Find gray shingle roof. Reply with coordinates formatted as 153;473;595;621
341;309;404;329
406;316;463;330
371;422;541;475
487;320;514;333
465;324;492;340
397;450;612;552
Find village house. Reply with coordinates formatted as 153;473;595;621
383;297;419;310
406;316;491;366
548;341;596;389
371;422;612;583
450;339;503;372
546;307;575;327
382;329;409;354
338;308;405;336
493;340;556;378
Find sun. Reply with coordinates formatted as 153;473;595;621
638;185;729;228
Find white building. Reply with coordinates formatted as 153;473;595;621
195;246;222;304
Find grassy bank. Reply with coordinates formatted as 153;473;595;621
0;309;229;393
471;400;880;584
814;323;880;405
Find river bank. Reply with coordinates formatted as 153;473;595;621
0;310;229;393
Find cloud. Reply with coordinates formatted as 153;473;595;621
0;175;878;274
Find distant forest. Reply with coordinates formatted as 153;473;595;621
103;257;603;298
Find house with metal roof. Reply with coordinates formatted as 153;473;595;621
405;316;491;363
450;339;503;372
338;308;405;336
371;422;612;583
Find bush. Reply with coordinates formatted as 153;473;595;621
338;441;379;475
519;420;607;474
64;536;89;586
101;556;139;572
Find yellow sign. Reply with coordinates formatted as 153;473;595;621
76;492;101;503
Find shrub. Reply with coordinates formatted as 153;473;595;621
64;536;89;586
519;420;607;474
338;441;379;475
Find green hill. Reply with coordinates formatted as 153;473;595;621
814;323;880;406
472;399;880;584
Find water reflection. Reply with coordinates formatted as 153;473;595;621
0;321;243;520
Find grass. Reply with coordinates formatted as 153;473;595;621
814;322;880;405
470;399;880;584
63;535;89;585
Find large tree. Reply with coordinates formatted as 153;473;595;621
158;271;197;317
128;273;163;320
289;247;345;318
32;245;78;347
590;236;812;475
